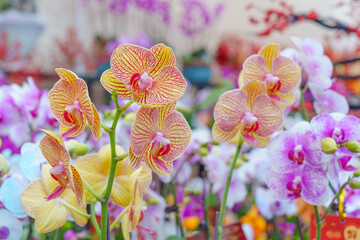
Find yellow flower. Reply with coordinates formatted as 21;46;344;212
21;164;88;233
74;144;152;206
0;154;9;178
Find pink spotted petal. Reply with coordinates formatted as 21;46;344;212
129;146;144;169
135;66;186;106
241;55;267;86
272;56;301;94
44;185;66;201
212;123;240;143
48;80;76;127
110;44;156;84
214;89;246;132
301;165;330;205
252;95;283;137
90;103;102;141
258;43;280;71
75;78;94;127
55;68;77;89
100;69;133;98
70;165;85;207
149;43;176;79
162;111;192;162
130;107;159;156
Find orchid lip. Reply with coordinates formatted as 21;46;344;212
331;127;345;144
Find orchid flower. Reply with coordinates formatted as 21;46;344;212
239;43;301;107
0;154;8;178
213;81;283;147
21;164;88;233
39;129;84;207
100;43;187;107
48;68;101;140
129;102;192;176
74;144;152;206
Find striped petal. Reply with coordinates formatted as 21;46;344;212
35;199;68;233
100;69;133;98
55;68;77;89
75;78;94;127
143;147;173;176
157;101;177;130
130;107;158;156
252;95;283;137
135;66;186;106
214;89;246;132
129;146;144;169
59;123;86;138
272;92;297;107
258;43;280;72
98;144;125;174
162;111;192;162
242;132;270;148
149;43;176;79
241;80;266;108
70;165;85;207
48;80;76;127
241;55;266;85
39;131;69;168
121;210;131;240
62;190;88;226
90;103;102;140
136;163;152;192
40;129;65;146
111;179;131;207
272;56;301;94
21;179;46;218
212;123;241;143
111;44;156;84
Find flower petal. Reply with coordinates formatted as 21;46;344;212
55;68;77;89
100;69;133;98
75;78;94;127
39;132;70;168
40;129;65;146
157;101;177;129
214;89;246;132
252;95;283;137
129;146;143;169
135;66;186;106
90;103;102;140
240;55;267;87
301;165;329;205
258;43;280;71
98;144;126;174
272;56;301;94
149;43;176;79
162;111;192;161
241;80;266;108
143;147;173;176
61;190;88;226
243;133;270;148
59;122;86;138
70;165;85;207
111;44;156;84
35;200;68;233
110;179;131;207
130;107;158;156
212;123;240;143
48;80;75;127
21;179;46;218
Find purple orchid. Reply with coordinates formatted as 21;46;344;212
268;122;324;173
311;113;360;155
266;164;330;205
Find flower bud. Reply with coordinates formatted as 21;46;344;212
147;198;159;205
234;158;243;168
345;140;360;153
0;138;2;148
183;196;191;204
123;112;136;123
193;189;201;196
349;179;360;189
321;138;337;154
184;188;191;195
0;155;9;178
354;168;360;177
75;143;88;156
197;147;208;157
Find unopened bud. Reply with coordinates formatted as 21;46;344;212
321;138;337;154
212;141;220;146
183;196;191;204
184;188;191;195
0;155;9;178
123;112;136;123
345;140;360;153
75;144;88;156
234;158;243;168
147;198;159;205
354;168;360;177
349;179;360;189
197;147;208;157
0;138;2;148
193;189;201;196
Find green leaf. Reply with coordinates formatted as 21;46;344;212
165;236;185;240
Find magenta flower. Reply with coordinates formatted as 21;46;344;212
268;122;325;173
266;165;330;205
311;113;360;155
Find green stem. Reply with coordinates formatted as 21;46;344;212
170;180;185;238
82;176;105;202
114;152;129;161
90;202;101;238
217;136;244;240
100;95;134;240
314;206;321;240
321;181;350;222
300;89;309;122
109;206;129;231
205;183;212;240
60;199;90;219
101;121;111;133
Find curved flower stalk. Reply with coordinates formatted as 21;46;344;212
100;43;187;107
129;102;192;176
74;144;152;206
39;129;85;207
21;164;88;233
239;43;301;107
48;68;102;140
213;81;283;147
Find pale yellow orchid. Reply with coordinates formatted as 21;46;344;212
21;164;88;233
